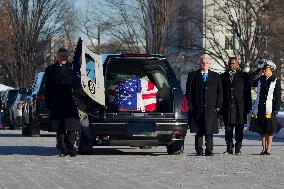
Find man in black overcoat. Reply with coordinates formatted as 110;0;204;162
186;55;223;156
220;57;252;155
45;47;80;157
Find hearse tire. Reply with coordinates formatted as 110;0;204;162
9;122;15;130
22;125;29;136
166;140;184;155
22;116;40;137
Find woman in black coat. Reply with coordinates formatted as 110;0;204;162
250;60;282;155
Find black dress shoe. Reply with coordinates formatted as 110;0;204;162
235;150;242;155
68;149;78;157
196;152;203;156
265;151;271;155
260;151;266;155
205;151;214;156
223;150;233;155
58;151;68;157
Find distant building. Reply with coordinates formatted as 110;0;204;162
281;63;284;102
159;0;224;92
156;0;260;92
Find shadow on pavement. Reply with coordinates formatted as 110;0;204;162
0;133;22;137
85;148;168;156
0;145;168;156
39;134;56;137
0;133;56;137
214;133;284;143
0;146;57;156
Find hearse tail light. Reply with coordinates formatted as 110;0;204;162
16;103;23;110
181;95;189;113
172;131;184;140
172;131;184;136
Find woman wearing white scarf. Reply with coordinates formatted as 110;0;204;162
250;60;282;155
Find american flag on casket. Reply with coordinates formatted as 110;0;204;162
107;77;158;112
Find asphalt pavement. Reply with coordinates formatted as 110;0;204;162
0;129;283;189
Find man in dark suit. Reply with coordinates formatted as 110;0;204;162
45;47;80;157
186;55;223;156
220;57;251;155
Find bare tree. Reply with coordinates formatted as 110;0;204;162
0;1;17;86
101;0;148;53
193;0;267;71
146;0;179;54
78;4;113;53
266;0;284;100
51;0;79;59
79;0;181;54
266;0;284;66
0;0;78;88
58;0;79;54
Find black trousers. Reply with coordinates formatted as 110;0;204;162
225;124;244;152
195;133;213;153
56;121;76;152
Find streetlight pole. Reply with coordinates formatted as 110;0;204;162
97;25;101;54
97;22;112;54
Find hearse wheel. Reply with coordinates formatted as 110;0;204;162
166;140;184;155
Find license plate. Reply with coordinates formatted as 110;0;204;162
127;122;155;133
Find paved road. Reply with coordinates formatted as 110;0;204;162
0;129;283;189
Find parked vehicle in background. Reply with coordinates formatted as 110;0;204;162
22;72;49;136
0;91;4;129
9;88;26;129
1;89;18;129
72;39;188;155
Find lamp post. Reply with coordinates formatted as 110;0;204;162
97;22;112;54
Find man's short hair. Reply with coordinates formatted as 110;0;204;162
229;57;238;63
57;47;68;55
200;54;210;61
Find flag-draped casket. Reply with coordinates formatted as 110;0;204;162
108;77;158;112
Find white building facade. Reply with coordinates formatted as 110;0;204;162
163;0;261;92
163;0;230;92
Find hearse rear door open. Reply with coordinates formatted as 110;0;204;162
72;38;105;112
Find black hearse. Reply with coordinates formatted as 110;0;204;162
72;39;188;155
